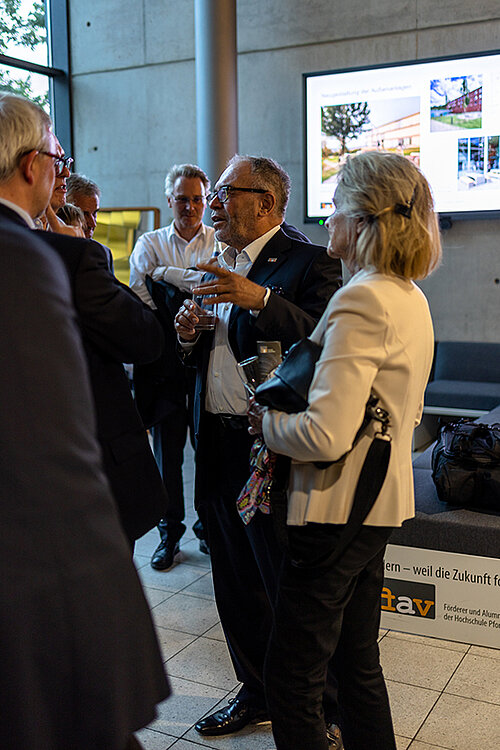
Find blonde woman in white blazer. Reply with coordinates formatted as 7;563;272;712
248;151;442;750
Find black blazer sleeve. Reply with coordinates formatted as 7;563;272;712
40;232;164;365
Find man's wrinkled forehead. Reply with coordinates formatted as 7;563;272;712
215;160;251;190
44;128;57;153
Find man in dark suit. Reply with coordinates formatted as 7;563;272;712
30;131;168;549
176;155;343;745
0;92;169;750
40;229;168;548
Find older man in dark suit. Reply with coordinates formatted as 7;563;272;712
176;155;343;747
40;224;168;548
0;93;169;750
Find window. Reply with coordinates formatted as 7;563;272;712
0;0;71;151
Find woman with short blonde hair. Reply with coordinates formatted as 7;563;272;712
249;150;441;750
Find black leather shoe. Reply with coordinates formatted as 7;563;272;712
326;722;344;749
194;698;269;736
150;539;180;570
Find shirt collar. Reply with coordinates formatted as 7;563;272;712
0;198;35;228
238;224;282;264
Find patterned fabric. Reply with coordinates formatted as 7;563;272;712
236;437;277;524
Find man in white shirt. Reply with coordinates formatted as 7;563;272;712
175;155;343;743
129;164;215;570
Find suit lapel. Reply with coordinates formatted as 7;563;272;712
228;229;292;329
246;228;291;286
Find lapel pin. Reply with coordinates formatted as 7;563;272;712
268;257;277;263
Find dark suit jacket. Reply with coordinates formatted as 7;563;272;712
190;228;342;437
133;277;193;429
36;226;168;542
0;203;169;747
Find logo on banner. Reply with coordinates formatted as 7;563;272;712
381;578;436;619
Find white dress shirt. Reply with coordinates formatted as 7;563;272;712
204;224;281;415
129;221;215;308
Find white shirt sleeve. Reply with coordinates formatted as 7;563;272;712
163;266;205;292
129;234;160;307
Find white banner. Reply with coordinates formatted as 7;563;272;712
381;544;500;649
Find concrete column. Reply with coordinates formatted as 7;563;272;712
194;0;238;186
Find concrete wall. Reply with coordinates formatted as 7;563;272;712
68;0;500;341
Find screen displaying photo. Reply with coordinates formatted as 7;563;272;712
304;51;500;220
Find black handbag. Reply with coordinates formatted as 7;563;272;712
431;420;500;510
255;337;322;413
253;337;392;556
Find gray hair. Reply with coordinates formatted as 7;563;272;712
227;155;291;217
165;163;211;196
0;94;52;182
66;173;101;202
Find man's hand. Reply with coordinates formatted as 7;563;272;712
192;257;267;311
175;299;203;342
45;205;83;237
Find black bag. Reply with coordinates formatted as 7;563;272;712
253;337;392;556
255;338;321;413
431;420;500;510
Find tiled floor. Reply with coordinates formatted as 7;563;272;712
133;444;500;750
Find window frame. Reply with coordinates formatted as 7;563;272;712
0;0;72;153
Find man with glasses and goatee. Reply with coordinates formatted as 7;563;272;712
175;155;344;747
130;163;215;570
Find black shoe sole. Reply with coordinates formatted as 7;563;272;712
195;716;270;736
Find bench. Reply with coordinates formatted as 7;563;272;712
414;341;500;448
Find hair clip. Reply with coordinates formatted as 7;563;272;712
394;188;416;219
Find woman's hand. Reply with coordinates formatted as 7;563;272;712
248;396;267;436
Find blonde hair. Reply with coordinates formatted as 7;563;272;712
335;151;441;279
57;202;85;228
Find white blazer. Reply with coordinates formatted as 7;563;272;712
263;268;434;527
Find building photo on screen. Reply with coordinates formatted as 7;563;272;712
304;50;500;222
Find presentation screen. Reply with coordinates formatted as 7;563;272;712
304;51;500;222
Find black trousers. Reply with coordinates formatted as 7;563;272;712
152;372;202;542
196;413;338;721
265;523;396;750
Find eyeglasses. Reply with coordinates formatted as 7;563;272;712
172;195;206;205
207;185;268;204
38;151;74;177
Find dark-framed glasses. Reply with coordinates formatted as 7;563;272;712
207;185;268;204
39;151;74;176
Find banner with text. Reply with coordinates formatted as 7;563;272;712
381;544;500;648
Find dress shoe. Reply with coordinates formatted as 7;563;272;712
194;697;270;736
150;539;180;570
326;722;344;749
199;538;210;555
